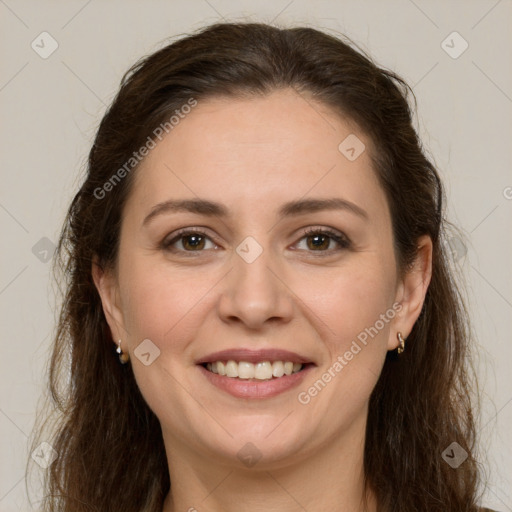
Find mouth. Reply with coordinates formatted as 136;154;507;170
200;360;314;380
196;348;316;399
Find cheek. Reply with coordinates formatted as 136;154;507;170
118;256;209;351
120;248;397;357
117;259;214;424
292;265;394;430
298;259;396;346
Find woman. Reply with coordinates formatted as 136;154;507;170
32;21;497;512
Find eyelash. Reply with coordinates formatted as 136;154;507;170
161;227;351;256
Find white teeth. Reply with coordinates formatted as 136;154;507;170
225;360;238;377
217;361;226;376
254;361;272;380
238;361;254;379
205;360;304;379
272;361;284;377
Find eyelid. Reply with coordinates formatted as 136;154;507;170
298;226;351;251
161;227;219;250
161;225;352;254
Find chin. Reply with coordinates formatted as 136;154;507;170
201;416;309;465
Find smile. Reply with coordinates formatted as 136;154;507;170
198;361;315;399
204;360;303;380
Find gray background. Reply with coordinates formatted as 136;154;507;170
1;1;511;510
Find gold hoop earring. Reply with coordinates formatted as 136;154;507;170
397;332;406;354
116;339;130;364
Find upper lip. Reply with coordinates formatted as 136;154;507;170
196;348;315;365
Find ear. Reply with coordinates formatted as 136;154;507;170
389;235;433;351
91;256;127;346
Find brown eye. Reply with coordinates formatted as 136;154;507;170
305;232;331;251
296;228;351;253
180;234;206;251
162;230;216;253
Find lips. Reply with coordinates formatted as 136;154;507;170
195;348;315;365
197;362;315;399
195;347;317;399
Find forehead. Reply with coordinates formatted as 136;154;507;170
128;88;387;222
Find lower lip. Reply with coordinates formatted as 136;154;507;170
197;364;314;399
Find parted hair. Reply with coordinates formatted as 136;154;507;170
31;21;484;512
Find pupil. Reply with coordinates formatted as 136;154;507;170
309;234;327;250
185;235;203;250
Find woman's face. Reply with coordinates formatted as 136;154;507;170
95;88;430;469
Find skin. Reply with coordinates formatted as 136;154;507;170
93;88;432;512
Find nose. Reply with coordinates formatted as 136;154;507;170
217;243;294;330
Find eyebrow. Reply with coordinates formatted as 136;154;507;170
142;197;368;226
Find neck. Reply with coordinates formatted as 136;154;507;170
161;408;377;512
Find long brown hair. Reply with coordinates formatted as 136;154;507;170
30;21;484;511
